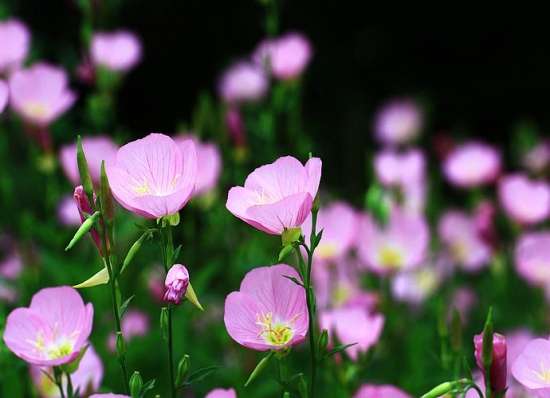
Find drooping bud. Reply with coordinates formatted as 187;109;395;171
474;332;507;394
163;264;190;305
129;371;143;398
73;185;102;251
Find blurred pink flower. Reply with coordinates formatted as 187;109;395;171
474;332;507;394
147;265;165;302
439;210;492;272
59;136;118;185
224;264;308;351
0;19;30;73
0;282;17;303
499;174;550;225
524;142;550;174
374;148;425;187
302;201;358;262
91;31;142;72
30;345;103;397
205;388;237;398
443;142;501;188
226;156;322;235
108;309;149;351
391;263;446;305
450;287;477;322
164;264;189;305
515;232;550;287
320;307;384;361
9;63;76;126
254;32;312;80
218;61;268;104
225;107;246;147
57;195;82;226
353;384;411;398
3;286;94;366
507;330;536;376
0;249;22;280
512;338;550;397
106;133;197;219
374;99;422;145
357;210;429;275
474;200;497;249
0;79;8;113
174;135;222;197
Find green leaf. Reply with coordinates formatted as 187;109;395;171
175;355;190;387
120;231;151;274
76;135;94;203
160;307;169;341
99;161;114;222
73;266;109;289
325;343;357;358
245;351;274;387
181;365;219;387
119;295;135;318
65;211;101;251
278;244;294;261
185;283;204;311
140;379;156;397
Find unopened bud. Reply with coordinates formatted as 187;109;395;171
129;371;143;397
164;264;190;305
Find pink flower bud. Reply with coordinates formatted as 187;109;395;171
73;185;102;252
164;264;190;305
474;332;507;393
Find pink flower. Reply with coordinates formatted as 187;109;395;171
91;31;142;72
353;384;411;398
3;286;94;366
174;135;222;197
164;264;189;305
474;332;507;394
254;32;312;80
512;338;550;397
146;265;165;302
499;174;550;225
450;287;477;322
374;99;422;145
218;61;268;104
0;19;30;73
391;262;447;305
106;133;197;219
356;210;429;275
439;210;492;272
0;249;23;280
443;142;501;188
224;264;308;351
302;201;358;261
57;195;82;226
107;310;149;351
515;232;550;287
59;136;118;185
320;307;384;361
0;79;8;114
8;63;76;126
374;148;425;187
205;388;237;398
226;156;322;235
507;330;536;378
30;345;103;397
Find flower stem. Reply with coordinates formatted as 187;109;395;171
53;367;66;398
161;223;176;398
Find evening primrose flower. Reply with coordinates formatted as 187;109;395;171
8;63;76;126
0;19;30;73
374;99;422;146
514;232;550;287
226;155;322;235
60;136;118;185
218;61;268;104
443;142;501;188
356;210;429;275
512;338;550;397
0;80;8;114
498;174;550;225
91;31;142;72
106;133;197;219
205;388;237;398
3;286;94;366
353;384;411;398
164;264;189;305
224;264;308;351
30;345;103;398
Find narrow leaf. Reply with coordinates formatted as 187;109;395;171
65;211;100;251
278;245;294;261
325;342;357;358
73;267;109;288
120;231;150;274
245;351;273;387
76;135;94;202
119;295;135;318
185;283;204;311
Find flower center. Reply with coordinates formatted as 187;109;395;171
31;329;78;360
332;283;351;307
378;245;404;269
534;362;550;383
23;101;49;119
450;241;468;263
256;312;296;347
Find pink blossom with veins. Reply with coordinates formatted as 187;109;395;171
59;136;118;185
30;345;103;398
2;286;94;366
443;141;501;188
226;155;322;235
302;201;358;262
353;384;411;398
439;210;492;272
8;63;76;127
224;264;308;351
205;388;237;398
218;61;268;104
91;31;142;72
106;133;198;219
514;232;550;288
356;209;429;275
498;174;550;225
174;135;222;197
0;19;30;73
0;80;8;113
374;99;423;145
512;338;550;397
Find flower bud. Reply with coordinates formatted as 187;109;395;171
129;371;143;397
474;332;507;393
175;354;190;387
163;264;190;305
73;185;102;251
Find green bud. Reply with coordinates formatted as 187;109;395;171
420;380;456;398
129;371;143;398
65;211;101;251
163;212;180;226
296;373;308;398
282;227;301;246
116;331;126;358
318;329;329;355
283;393;290;398
99;161;114;223
175;354;190;387
160;307;169;341
121;231;150;274
245;351;273;387
482;307;494;371
76;135;94;203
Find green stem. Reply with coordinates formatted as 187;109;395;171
53;368;66;398
66;371;74;398
161;223;176;398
